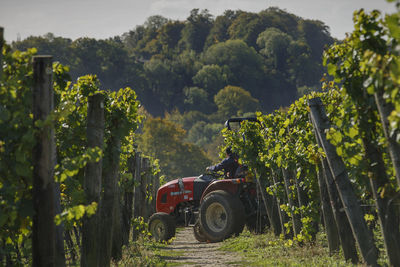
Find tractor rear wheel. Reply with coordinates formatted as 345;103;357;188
148;212;176;242
199;190;242;242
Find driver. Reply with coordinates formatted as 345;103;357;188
206;147;239;179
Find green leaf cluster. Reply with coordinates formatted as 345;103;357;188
0;42;144;262
0;44;37;255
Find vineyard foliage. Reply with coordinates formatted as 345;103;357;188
0;40;161;263
0;46;37;255
223;6;400;264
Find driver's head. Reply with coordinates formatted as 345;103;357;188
225;146;232;156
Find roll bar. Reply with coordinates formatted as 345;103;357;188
224;117;259;130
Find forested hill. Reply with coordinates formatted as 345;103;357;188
13;7;334;116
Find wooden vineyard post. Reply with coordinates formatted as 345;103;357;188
316;164;340;254
98;122;122;267
271;170;292;238
0;27;3;79
122;156;136;245
132;152;142;240
154;174;160;212
294;168;308;211
111;185;123;261
138;157;145;218
81;94;105;267
132;152;142;218
309;97;378;266
320;157;358;262
147;162;154;216
148;172;154;215
54;184;66;267
282;168;302;237
374;92;400;187
267;190;282;236
151;168;160;216
140;157;150;220
32;55;56;267
359;112;400;267
255;170;281;236
310;106;357;261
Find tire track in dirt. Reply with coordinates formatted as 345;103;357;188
162;227;243;266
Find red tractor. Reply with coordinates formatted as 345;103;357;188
148;118;266;242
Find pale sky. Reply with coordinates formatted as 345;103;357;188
0;0;397;42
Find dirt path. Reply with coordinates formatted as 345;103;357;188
162;227;243;266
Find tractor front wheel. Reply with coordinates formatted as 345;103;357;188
148;212;176;242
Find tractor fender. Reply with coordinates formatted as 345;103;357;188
200;179;244;202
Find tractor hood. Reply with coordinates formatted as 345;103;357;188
156;177;197;214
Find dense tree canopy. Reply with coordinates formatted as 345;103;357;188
192;64;228;96
179;9;214;53
13;7;334;115
214;85;260;118
11;7;335;165
257;27;292;71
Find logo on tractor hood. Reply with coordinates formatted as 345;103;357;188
170;190;191;196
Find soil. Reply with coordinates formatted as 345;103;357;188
162;227;243;266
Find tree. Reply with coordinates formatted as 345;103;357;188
286;40;317;86
258;7;301;39
138;117;211;179
143;58;182;114
170;50;202;90
121;25;146;55
158;21;185;55
227;11;263;47
298;19;334;61
130;15;169;58
192;64;229;96
183;87;214;113
179;9;214;53
257;27;292;71
70;37;131;90
186;121;223;148
203;40;264;89
204;10;238;48
144;15;169;30
12;33;73;66
70;37;102;76
165;110;210;131
214;85;260;118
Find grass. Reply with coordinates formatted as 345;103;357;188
219;230;358;267
114;235;186;267
115;225;390;266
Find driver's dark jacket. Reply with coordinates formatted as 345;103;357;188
208;155;239;178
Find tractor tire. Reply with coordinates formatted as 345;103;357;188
148;212;176;242
199;190;243;242
193;220;207;242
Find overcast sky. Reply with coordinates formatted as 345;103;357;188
0;0;397;43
